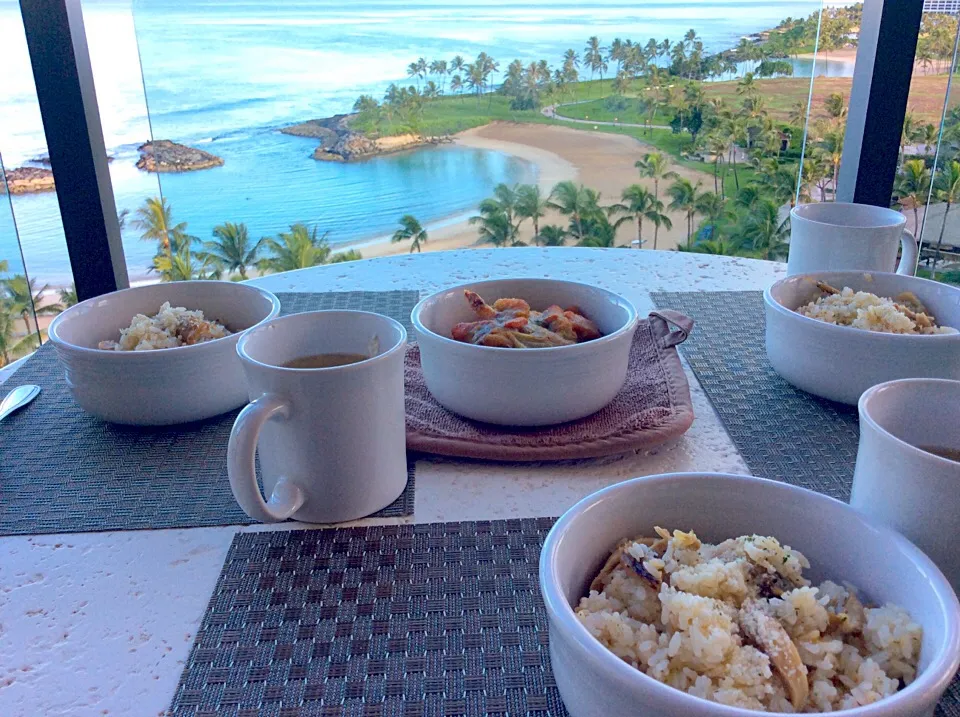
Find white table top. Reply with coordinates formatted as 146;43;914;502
0;248;785;717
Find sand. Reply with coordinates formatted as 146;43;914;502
355;122;714;257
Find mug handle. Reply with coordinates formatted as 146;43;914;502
227;394;306;523
897;229;919;275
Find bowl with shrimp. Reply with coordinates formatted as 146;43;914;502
411;278;639;426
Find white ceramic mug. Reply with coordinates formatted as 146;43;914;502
851;378;960;594
228;310;408;523
788;202;919;276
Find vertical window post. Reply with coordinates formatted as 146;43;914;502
836;0;925;206
19;0;129;300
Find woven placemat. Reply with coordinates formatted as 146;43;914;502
170;518;564;717
170;519;960;717
651;291;859;501
0;291;419;536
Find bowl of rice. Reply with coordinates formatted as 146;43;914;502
764;271;960;405
48;281;280;425
539;473;960;717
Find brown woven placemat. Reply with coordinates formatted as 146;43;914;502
170;518;564;717
0;291;419;536
404;311;695;461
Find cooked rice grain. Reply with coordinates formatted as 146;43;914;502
577;530;922;712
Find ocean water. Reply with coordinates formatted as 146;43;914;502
0;0;834;284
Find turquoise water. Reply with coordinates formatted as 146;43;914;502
1;0;829;284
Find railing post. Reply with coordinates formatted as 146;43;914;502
19;0;129;300
836;0;925;206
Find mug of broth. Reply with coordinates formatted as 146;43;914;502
851;378;960;593
227;310;407;523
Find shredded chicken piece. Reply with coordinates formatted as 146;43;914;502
739;599;809;710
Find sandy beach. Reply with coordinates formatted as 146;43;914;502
357;122;714;258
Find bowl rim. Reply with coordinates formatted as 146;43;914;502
764;271;960;342
539;472;960;716
859;378;960;469
411;277;639;353
47;280;282;357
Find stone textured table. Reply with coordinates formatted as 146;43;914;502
0;248;785;716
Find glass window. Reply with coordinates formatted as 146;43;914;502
901;6;960;286
1;151;42;369
114;0;833;271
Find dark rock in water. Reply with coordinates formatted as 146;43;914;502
287;113;451;162
136;140;224;173
1;166;55;194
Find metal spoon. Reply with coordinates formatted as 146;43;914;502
0;385;41;423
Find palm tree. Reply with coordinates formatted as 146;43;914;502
740;199;789;260
537;225;567;246
259;223;333;273
921;123;939;155
787;100;807;131
823;92;847;120
450;75;464;100
0;306;41;367
515;184;549;240
407;61;422;89
900;112;919;168
667;177;701;247
469;207;514;247
203;222;262;279
616;185;670;248
392;214;428;253
693;190;730;242
634;152;677;203
547;181;600;244
703;133;730;196
931;160;960;278
59;284;78;308
153;244;220;282
817;129;845;200
2;275;62;335
429;59;448;92
132;196;190;260
896;159;932;236
736;72;760;100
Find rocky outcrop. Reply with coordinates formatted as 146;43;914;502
285;114;450;162
280;116;344;149
136;140;224;173
1;167;55;194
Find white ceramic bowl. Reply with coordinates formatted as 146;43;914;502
48;281;281;425
411;278;638;426
540;472;960;717
765;271;960;405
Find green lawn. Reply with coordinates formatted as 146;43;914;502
554;97;675;126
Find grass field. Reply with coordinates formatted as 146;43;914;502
703;75;955;125
555;97;675;126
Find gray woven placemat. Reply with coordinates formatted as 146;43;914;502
170;518;564;717
0;291;419;536
652;291;859;501
170;519;960;717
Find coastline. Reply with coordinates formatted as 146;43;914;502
339;122;709;259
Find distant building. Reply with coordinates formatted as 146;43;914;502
924;0;960;14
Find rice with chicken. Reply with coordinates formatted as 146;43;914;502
797;286;955;335
98;301;231;351
577;528;922;712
